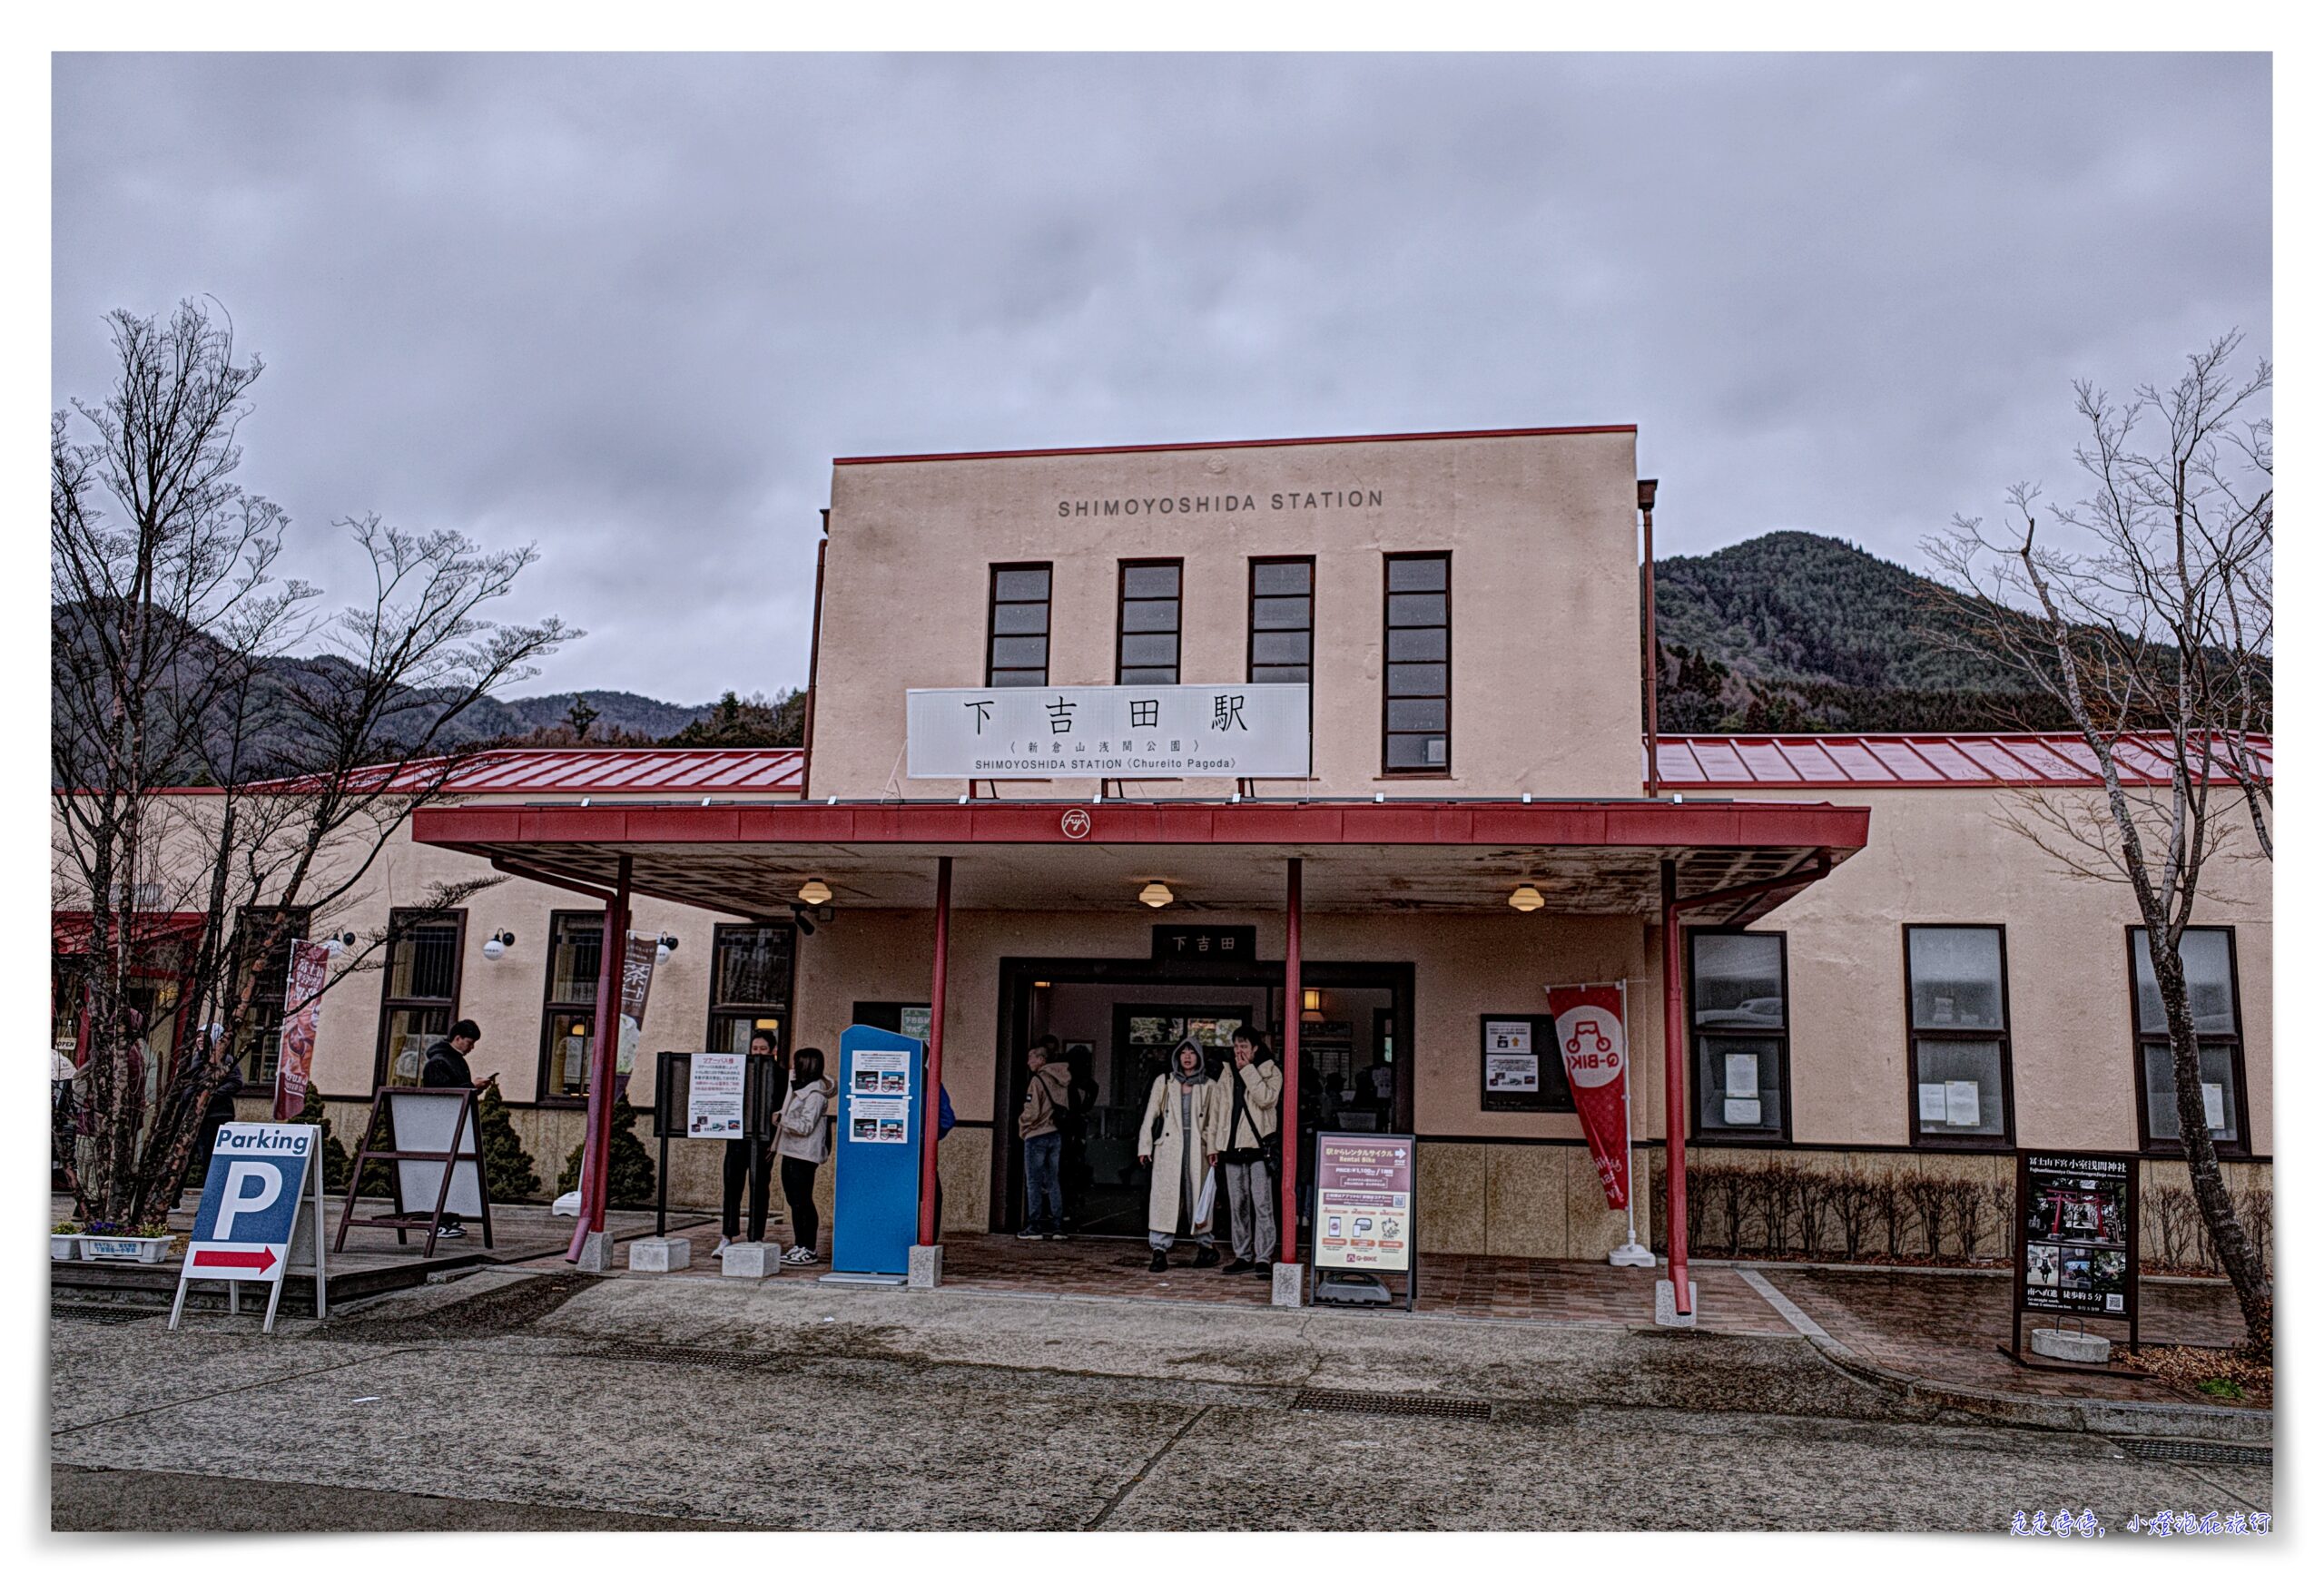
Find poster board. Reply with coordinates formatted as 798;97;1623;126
2012;1149;2140;1361
1478;1014;1576;1113
170;1120;328;1333
830;1025;924;1280
1313;1131;1417;1309
388;1091;487;1218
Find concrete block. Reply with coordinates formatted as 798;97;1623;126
626;1236;691;1273
1654;1278;1699;1328
1272;1262;1305;1307
2030;1327;2112;1364
907;1243;944;1289
720;1242;778;1278
575;1230;615;1273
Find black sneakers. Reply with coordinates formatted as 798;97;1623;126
1254;1261;1274;1280
1221;1257;1254;1274
1148;1249;1168;1273
436;1223;465;1240
1193;1245;1221;1268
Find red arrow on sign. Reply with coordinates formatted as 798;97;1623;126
192;1247;278;1274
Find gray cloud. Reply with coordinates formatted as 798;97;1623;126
54;53;2270;703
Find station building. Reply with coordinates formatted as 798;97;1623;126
61;425;2272;1286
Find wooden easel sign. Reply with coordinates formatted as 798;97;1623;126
170;1120;329;1334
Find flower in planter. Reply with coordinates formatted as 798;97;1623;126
134;1222;173;1239
53;1222;79;1236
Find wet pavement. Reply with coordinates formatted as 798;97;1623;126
52;1263;2273;1532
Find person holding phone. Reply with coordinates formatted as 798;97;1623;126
419;1020;488;1239
717;1030;786;1254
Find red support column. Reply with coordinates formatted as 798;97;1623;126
567;855;632;1259
917;855;952;1246
1659;858;1691;1313
1278;856;1302;1267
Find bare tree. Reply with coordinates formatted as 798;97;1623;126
52;300;575;1228
1928;331;2271;1352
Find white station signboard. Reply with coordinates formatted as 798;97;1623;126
907;683;1311;780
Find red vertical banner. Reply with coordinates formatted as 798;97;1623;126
613;931;656;1101
1549;982;1630;1209
271;939;332;1121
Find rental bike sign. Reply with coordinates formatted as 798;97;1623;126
170;1120;330;1332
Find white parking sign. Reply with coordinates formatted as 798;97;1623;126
170;1121;328;1332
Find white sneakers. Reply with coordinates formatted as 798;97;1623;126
782;1245;818;1265
714;1236;733;1254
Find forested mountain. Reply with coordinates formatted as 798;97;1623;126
1649;531;2074;733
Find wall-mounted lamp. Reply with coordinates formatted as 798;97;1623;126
1508;884;1546;913
797;879;832;906
323;930;357;958
481;929;517;961
655;932;681;964
1302;987;1325;1023
1138;881;1174;909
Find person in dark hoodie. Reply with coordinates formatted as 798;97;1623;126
419;1020;486;1238
1017;1039;1073;1240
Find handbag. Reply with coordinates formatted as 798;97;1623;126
1231;1064;1281;1174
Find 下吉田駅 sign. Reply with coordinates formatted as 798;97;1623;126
907;683;1310;780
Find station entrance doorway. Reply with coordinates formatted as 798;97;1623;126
990;954;1413;1240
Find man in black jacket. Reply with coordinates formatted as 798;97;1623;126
419;1020;484;1236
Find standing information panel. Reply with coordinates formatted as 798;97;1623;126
829;1025;922;1282
1312;1131;1417;1310
2012;1149;2140;1363
172;1120;329;1333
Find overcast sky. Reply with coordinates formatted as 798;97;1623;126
53;53;2270;706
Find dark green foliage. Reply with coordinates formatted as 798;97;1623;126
475;1080;541;1202
303;1087;395;1198
661;689;804;749
1652;533;2080;733
556;1096;656;1207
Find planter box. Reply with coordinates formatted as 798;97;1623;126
50;1235;80;1261
79;1235;172;1263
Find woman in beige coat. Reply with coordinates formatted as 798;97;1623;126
1138;1037;1228;1273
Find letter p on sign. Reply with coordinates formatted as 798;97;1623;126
214;1161;283;1239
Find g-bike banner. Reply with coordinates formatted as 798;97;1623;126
1548;983;1630;1210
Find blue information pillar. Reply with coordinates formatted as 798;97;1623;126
831;1024;924;1279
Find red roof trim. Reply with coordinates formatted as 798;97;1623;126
832;424;1637;467
413;798;1868;854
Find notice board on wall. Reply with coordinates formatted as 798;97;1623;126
1478;1014;1575;1113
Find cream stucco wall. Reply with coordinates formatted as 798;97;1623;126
1741;785;2273;1156
812;428;1644;801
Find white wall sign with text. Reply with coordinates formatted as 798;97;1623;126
906;683;1311;780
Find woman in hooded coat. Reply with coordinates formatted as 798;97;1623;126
1137;1036;1228;1273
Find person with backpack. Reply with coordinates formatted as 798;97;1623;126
1137;1036;1227;1273
776;1047;832;1265
1219;1024;1283;1278
1017;1039;1072;1240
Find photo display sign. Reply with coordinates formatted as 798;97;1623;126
906;683;1311;780
2014;1150;2140;1348
847;1047;915;1144
1314;1133;1414;1274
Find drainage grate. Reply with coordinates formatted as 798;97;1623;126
2122;1440;2272;1468
52;1305;160;1326
589;1340;772;1371
1291;1388;1492;1421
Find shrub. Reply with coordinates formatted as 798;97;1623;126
1900;1167;1953;1260
557;1097;657;1207
1828;1163;1876;1263
475;1080;541;1202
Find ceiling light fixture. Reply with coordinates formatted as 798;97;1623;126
1138;881;1174;909
1508;884;1546;912
798;879;832;906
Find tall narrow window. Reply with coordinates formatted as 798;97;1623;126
1689;930;1787;1137
231;906;313;1085
375;909;464;1088
1905;926;2013;1144
1117;560;1182;684
2130;928;2247;1151
986;564;1051;687
538;911;605;1102
1383;553;1450;772
707;923;795;1054
1248;557;1314;684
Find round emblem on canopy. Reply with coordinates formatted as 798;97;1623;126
1059;808;1091;841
